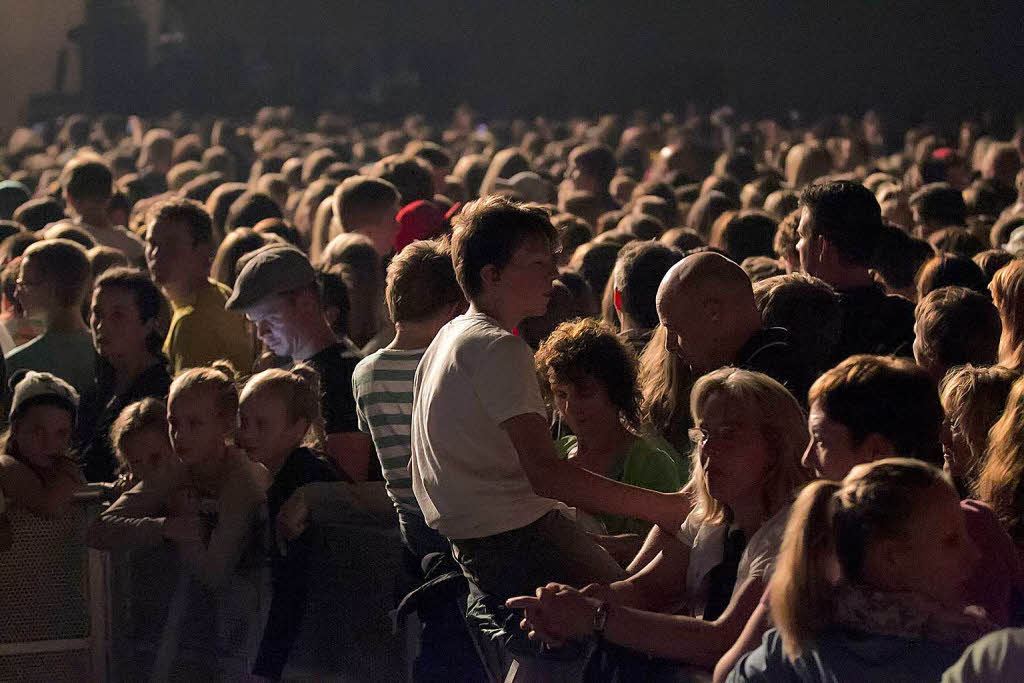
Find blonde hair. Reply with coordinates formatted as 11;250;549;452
168;360;239;422
939;365;1017;487
977;374;1024;543
688;367;809;525
990;259;1024;372
109;398;169;470
770;458;949;659
638;325;695;452
239;364;325;451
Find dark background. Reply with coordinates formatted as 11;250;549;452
82;0;1024;131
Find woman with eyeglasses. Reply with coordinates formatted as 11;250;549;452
507;367;810;675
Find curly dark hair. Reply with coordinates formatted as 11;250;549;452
535;318;642;430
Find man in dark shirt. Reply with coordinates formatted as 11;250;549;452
656;251;808;401
227;245;374;481
797;180;916;363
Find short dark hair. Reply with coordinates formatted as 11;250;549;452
333;175;400;228
535;318;642;430
974;249;1016;283
94;267;168;355
927;227;985;258
23;238;91;308
713;209;778;263
909;183;966;227
799;181;883;266
613;241;681;329
451;196;557;298
61;158;113;202
386;239;464;323
754;273;841;378
917;253;988;299
809;354;943;466
225;191;282;232
375;155;434;205
873;223;935;290
569;144;617;189
150;197;214;244
12;197;65;232
915;286;1000;371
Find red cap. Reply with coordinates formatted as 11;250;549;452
393;200;446;252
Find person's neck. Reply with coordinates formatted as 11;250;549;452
76;211;113;230
822;266;876;291
467;298;520;333
574;421;633;477
292;322;338;362
162;273;209;304
389;317;447;350
43;306;87;334
110;352;159;392
617;312;639;334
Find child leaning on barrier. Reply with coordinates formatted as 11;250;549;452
0;370;84;520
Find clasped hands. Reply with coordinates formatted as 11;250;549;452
505;582;611;648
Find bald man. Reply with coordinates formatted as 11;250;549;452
656;251;808;400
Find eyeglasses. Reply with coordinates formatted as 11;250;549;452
688;425;740;448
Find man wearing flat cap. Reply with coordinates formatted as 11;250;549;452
228;244;373;482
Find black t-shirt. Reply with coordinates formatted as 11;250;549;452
833;284;916;364
255;447;342;679
736;326;810;405
77;362;173;482
305;342;361;435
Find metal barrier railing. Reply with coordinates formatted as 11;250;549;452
0;490;108;683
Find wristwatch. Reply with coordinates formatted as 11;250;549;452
593;601;611;636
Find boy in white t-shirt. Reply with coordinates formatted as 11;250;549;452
410;196;689;605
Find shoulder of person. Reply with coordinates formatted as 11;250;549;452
351;349;384;385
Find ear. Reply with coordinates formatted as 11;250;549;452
704;297;722;323
479;263;501;289
613;288;623;312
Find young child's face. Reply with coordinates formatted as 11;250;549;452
14;404;73;469
14;256;55;317
167;388;232;465
121;426;174;482
238;388;306;467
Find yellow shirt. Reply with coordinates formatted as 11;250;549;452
163;279;254;376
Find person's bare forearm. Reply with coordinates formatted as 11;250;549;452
602;606;736;668
531;458;679;524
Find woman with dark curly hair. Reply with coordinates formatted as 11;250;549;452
536;318;682;545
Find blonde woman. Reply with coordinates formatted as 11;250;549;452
508;368;809;671
938;364;1017;494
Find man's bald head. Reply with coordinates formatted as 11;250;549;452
657;251;757;311
656;251;762;373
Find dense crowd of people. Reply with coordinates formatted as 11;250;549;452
1;104;1024;681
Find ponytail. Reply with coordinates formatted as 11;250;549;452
770;480;841;659
770;458;949;661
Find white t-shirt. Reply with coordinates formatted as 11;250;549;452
675;505;790;618
410;312;559;540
